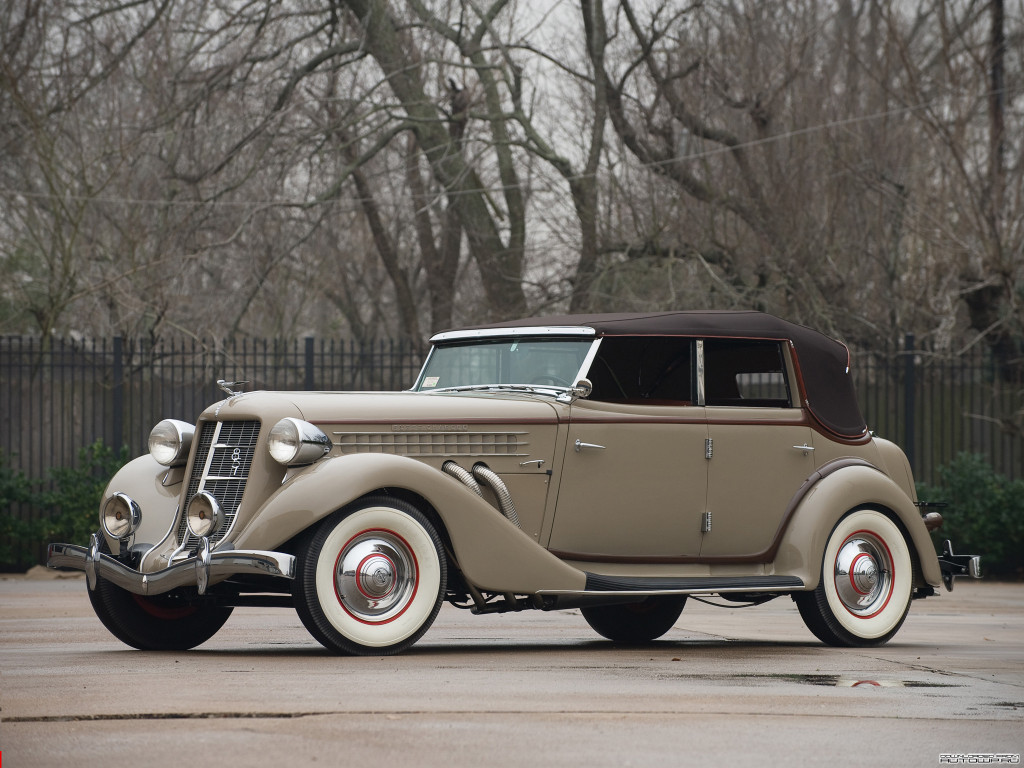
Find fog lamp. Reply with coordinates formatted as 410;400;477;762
101;492;141;540
186;492;223;538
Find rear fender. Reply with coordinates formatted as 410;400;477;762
773;463;942;590
232;453;587;594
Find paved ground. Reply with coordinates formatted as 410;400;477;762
1;572;1021;767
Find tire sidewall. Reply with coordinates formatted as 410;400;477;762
582;596;686;643
90;578;233;650
821;509;912;642
309;503;444;651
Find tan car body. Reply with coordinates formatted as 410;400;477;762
50;311;979;653
109;384;940;597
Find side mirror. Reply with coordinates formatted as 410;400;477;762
571;378;593;399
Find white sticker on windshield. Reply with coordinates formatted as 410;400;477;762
423;376;440;388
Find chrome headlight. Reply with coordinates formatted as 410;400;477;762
267;418;331;466
148;419;194;467
101;492;141;540
186;491;223;538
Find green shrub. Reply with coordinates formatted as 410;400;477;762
39;441;130;547
917;453;1024;579
0;453;37;569
0;441;129;571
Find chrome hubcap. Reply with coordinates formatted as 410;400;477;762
334;532;417;621
834;535;892;615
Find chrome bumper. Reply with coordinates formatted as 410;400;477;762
47;535;296;596
937;539;982;592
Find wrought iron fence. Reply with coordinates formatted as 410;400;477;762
0;336;422;485
1;334;1021;497
853;335;1022;485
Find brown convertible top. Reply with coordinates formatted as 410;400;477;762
447;310;867;439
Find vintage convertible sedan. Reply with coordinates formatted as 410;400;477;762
48;311;980;654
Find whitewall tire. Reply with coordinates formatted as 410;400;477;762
294;496;446;655
796;508;914;647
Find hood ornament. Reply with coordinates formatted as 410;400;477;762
217;379;249;397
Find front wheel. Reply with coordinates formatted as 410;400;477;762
795;509;914;647
293;496;447;656
581;596;686;643
88;570;232;651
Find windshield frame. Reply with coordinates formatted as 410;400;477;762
412;332;600;394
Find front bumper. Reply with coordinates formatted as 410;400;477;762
47;535;295;596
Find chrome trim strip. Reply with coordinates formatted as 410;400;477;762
429;326;597;342
695;339;706;406
575;339;603;387
537;584;803;597
409;345;437;390
47;542;295;596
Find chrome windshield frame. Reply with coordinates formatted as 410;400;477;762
411;330;601;393
428;326;596;343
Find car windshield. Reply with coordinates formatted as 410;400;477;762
414;338;594;392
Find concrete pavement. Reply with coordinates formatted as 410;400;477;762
1;572;1021;767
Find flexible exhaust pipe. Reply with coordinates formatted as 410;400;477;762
472;463;521;529
442;460;484;497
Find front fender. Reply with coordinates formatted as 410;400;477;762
232;454;587;594
100;455;182;556
773;463;942;590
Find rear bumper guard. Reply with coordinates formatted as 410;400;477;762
937;539;981;591
47;534;295;596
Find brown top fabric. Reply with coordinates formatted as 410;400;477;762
447;311;867;438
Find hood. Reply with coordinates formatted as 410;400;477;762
201;389;565;427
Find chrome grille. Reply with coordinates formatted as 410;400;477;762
177;420;260;548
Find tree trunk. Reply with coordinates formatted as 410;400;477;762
341;0;527;321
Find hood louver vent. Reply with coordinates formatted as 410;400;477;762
336;430;528;457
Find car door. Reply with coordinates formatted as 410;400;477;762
545;337;708;561
698;338;816;560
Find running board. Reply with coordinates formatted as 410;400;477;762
561;573;805;596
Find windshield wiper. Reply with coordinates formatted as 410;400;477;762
425;383;567;395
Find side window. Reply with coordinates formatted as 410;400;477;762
703;339;792;407
586;337;693;404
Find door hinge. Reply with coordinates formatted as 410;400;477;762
701;510;712;533
704;437;713;460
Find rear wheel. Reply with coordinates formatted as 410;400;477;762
795;509;913;647
293;496;447;656
582;596;686;643
87;538;233;650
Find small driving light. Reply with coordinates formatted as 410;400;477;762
267;418;331;466
186;492;223;538
148;419;194;467
101;492;141;540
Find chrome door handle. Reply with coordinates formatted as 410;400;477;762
575;439;606;452
792;444;815;455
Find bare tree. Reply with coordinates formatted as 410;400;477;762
882;0;1022;371
0;0;1019;366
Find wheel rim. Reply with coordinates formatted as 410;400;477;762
333;529;418;624
833;532;894;619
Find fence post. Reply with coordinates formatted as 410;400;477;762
112;337;124;456
304;337;315;390
903;333;916;471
